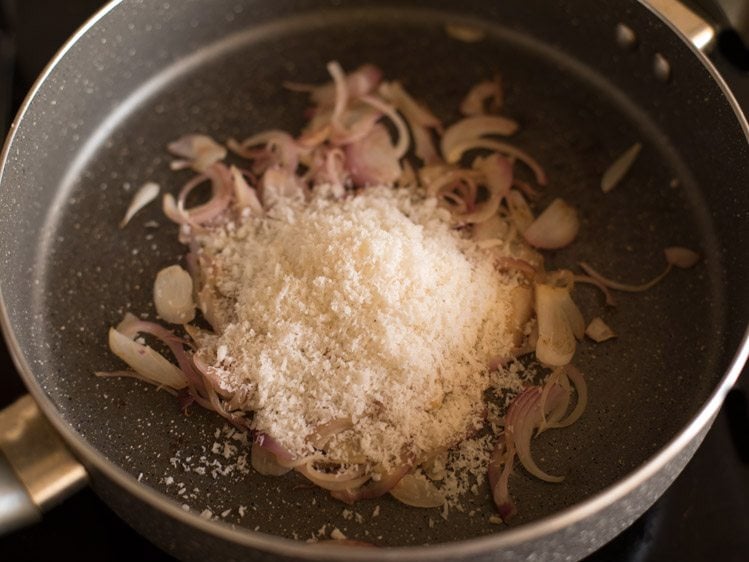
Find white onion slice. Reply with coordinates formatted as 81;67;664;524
441;115;518;160
108;328;186;390
251;442;291;476
389;473;445;508
665;246;699;268
153;265;195;324
120;182;159;228
523;198;579;249
585;317;616;342
601;142;641;193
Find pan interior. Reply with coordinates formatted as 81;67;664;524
28;8;723;546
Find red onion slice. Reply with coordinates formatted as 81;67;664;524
444;138;547;185
345;123;402;186
441;115;519;160
107;328;187;390
664;246;699;268
359;94;411;159
296;462;371;492
578;261;672;293
456;154;512;224
167;134;227;172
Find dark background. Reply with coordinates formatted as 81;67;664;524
0;1;747;560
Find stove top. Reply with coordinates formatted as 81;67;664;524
0;1;747;560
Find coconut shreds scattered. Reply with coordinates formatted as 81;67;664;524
102;61;699;528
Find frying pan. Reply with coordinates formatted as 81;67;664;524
0;0;747;560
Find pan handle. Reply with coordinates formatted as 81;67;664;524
642;0;718;51
0;394;87;535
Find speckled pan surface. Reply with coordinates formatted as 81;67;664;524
0;0;747;559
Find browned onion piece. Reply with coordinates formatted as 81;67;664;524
345;123;402;186
445;138;547;185
251;441;292;476
585;317;616;343
550;365;588;429
445;23;486;43
460;76;503;116
664;246;700;268
523;198;579;250
284;63;382;109
441;115;518;160
601;142;641;193
254;432;296;465
389;473;445;508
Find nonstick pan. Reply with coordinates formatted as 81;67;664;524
0;0;747;560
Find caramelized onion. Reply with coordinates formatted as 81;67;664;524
460;76;503;116
585;317;616;343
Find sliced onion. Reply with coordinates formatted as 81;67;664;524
108;328;186;390
664;246;699;268
552;365;588;429
378;81;441;128
167;134;227;172
296;462;370;492
154;265;195;324
120;182;159;228
460;76;502;116
488;438;516;520
254;432;296;465
445;138;547;185
506;190;535;233
523;198;579;249
331;465;410;504
441;115;518;160
601;142;641;193
389;473;445;508
309;418;354;449
585;317;616;343
506;386;565;482
508;285;533;346
251;441;292;476
457;154;512;224
578;261;671;293
345;123;401;186
286;63;382;109
229;165;264;215
359;94;411;159
445;23;486;43
261;166;307;207
534;280;579;366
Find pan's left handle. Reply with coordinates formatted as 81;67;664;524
0;395;87;535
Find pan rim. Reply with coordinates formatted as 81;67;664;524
0;0;748;559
